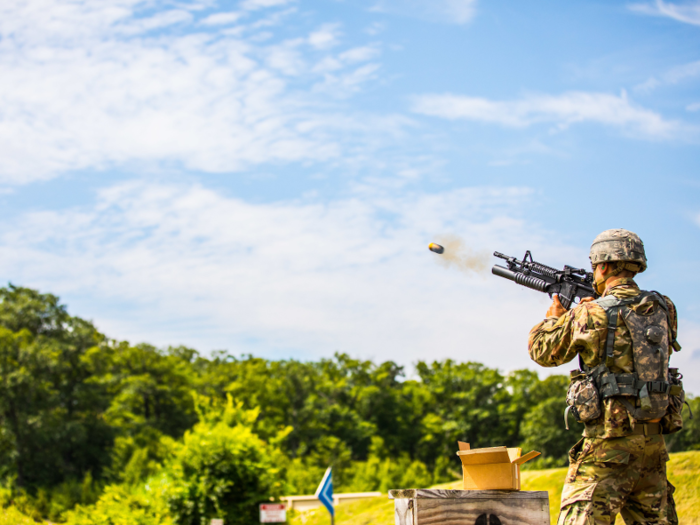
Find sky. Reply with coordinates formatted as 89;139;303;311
1;0;699;391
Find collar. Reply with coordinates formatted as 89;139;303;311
603;277;639;297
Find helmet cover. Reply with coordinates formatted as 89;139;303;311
589;229;647;273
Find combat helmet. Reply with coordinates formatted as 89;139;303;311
589;229;647;273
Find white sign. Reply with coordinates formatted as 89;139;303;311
260;503;287;523
211;520;224;525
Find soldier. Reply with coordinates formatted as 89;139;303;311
529;229;685;524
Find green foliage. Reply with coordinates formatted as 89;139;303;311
520;375;584;469
106;428;176;486
93;342;197;439
63;396;287;525
64;480;174;525
1;472;102;522
164;395;286;525
343;437;432;493
1;284;699;523
0;285;112;492
0;505;39;525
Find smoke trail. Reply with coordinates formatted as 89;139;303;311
431;234;488;274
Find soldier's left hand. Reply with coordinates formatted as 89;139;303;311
546;295;567;318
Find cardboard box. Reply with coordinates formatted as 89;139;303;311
456;442;540;491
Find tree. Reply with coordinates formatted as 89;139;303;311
165;395;288;525
0;286;111;490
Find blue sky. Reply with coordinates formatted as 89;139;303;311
1;0;699;390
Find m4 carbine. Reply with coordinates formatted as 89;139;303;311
492;251;597;309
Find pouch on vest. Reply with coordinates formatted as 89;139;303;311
662;368;690;434
565;370;601;429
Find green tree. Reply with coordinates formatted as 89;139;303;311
165;395;288;525
415;360;514;461
0;285;111;490
518;374;583;468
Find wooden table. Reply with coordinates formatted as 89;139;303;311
388;489;550;525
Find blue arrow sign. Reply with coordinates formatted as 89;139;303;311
315;466;334;518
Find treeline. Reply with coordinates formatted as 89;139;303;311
0;285;698;524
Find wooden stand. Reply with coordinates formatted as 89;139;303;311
389;489;550;525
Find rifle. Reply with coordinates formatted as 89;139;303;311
492;251;597;309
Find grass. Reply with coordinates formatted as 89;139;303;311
290;451;700;525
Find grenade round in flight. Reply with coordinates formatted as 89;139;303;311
428;243;444;254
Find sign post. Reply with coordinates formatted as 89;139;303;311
315;467;334;525
260;503;286;523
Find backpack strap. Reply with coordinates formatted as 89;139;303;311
593;295;639;360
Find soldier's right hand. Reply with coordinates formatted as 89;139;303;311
546;295;567;318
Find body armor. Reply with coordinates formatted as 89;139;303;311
566;290;686;430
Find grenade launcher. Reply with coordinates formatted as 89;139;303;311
492;251;598;310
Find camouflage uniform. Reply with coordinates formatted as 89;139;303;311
529;278;679;524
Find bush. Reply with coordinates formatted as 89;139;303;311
0;505;37;525
64;481;173;525
163;395;287;525
64;395;288;525
343;437;433;492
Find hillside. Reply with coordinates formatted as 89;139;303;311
290;450;700;525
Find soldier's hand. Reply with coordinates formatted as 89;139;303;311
546;295;567;318
579;297;595;304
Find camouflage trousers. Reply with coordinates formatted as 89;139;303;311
557;434;677;525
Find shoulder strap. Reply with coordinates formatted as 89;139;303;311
593;295;625;309
594;293;646;360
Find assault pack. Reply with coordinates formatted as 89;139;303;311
565;290;689;431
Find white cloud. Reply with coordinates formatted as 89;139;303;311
308;23;341;49
200;11;242;26
635;60;700;93
411;91;680;139
339;46;380;63
0;179;595;378
688;102;700;112
3;180;698;391
241;0;296;11
629;0;700;26
371;0;477;25
665;60;700;82
0;0;390;184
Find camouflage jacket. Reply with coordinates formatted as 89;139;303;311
528;278;678;439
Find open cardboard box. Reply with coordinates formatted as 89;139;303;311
456;442;540;491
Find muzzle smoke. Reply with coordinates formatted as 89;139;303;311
429;234;488;274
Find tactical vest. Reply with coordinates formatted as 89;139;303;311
582;290;681;421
